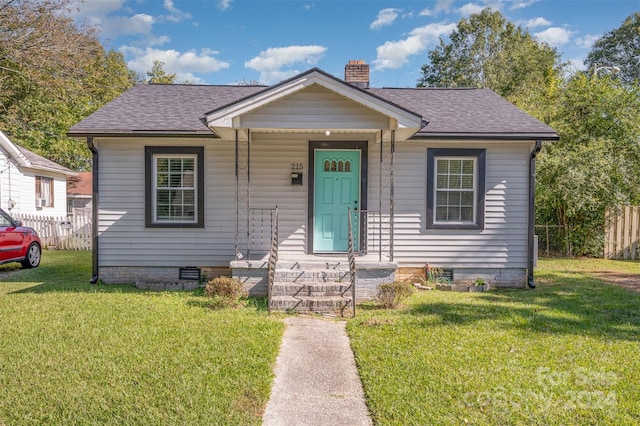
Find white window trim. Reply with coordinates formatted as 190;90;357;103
433;156;477;226
426;148;486;230
152;153;198;224
144;146;205;228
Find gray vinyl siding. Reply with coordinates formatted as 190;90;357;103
96;137;236;267
96;135;532;271
387;140;532;269
241;85;389;130
248;134;308;255
247;133;377;256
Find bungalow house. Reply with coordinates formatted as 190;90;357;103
0;131;75;217
69;60;557;311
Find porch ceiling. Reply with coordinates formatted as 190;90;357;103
209;127;408;142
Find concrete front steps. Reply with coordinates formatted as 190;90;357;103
231;256;398;315
269;281;354;314
269;260;354;314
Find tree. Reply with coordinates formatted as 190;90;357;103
536;74;640;255
4;47;135;170
585;13;640;84
144;60;177;84
417;9;563;111
0;0;135;170
0;0;98;110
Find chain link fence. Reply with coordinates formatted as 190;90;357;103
535;224;572;258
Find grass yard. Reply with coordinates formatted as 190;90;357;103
348;258;640;425
0;251;284;425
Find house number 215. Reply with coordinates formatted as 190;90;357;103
291;163;303;170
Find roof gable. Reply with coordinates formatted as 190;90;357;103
205;68;424;139
0;131;75;176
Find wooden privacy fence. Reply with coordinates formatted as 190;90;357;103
13;212;92;250
604;206;640;260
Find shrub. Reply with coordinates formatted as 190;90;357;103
376;281;414;309
204;276;247;308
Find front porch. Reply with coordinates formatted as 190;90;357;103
232;204;398;314
204;68;425;314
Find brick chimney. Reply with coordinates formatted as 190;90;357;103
344;60;369;89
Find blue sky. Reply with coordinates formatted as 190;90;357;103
72;0;639;87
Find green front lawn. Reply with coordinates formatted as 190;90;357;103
0;251;284;425
3;253;639;425
348;258;640;425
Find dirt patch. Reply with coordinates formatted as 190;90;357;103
592;272;640;293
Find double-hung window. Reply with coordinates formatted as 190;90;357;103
427;148;485;230
35;176;54;207
145;147;204;228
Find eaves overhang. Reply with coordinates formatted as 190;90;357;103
67;130;219;139
410;132;560;141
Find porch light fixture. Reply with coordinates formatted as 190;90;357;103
325;130;331;136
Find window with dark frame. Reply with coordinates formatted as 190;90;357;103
35;176;54;207
427;148;485;230
145;146;204;228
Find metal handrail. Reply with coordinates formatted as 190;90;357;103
347;208;357;317
351;209;391;262
267;206;278;314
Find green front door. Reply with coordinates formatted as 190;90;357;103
313;149;360;252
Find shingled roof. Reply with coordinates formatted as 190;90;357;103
370;87;556;139
15;145;75;175
69;72;557;140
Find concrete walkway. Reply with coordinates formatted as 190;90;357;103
262;317;372;426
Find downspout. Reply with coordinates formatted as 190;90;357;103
527;140;543;288
234;130;239;258
390;130;395;261
87;137;99;284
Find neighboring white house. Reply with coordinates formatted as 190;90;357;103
0;131;76;217
69;61;558;301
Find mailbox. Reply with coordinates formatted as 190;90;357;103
291;172;303;185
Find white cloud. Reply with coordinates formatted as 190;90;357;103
525;17;551;28
120;46;231;82
370;8;402;30
419;8;434;16
567;58;587;72
534;27;573;46
245;45;327;84
372;22;457;70
71;0;159;40
71;0;127;18
435;0;455;13
163;0;192;23
458;3;486;17
100;13;156;39
576;34;600;49
304;3;315;10
218;0;232;10
145;34;171;47
420;0;457;17
510;0;539;10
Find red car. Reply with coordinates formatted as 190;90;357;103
0;208;41;268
